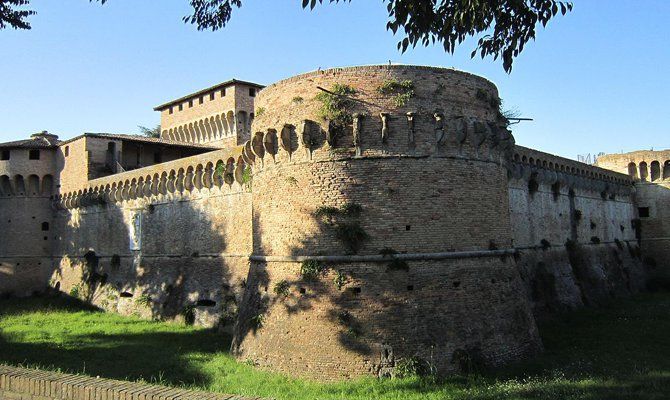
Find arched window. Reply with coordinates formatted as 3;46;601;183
628;162;638;179
41;222;49;231
639;162;648;181
650;161;661;181
663;161;670;180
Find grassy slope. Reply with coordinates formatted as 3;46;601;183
0;293;669;400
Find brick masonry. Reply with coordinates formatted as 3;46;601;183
0;364;258;400
0;65;654;381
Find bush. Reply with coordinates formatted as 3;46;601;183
394;356;432;378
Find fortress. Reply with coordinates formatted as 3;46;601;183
0;65;666;380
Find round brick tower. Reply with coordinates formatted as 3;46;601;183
232;65;540;380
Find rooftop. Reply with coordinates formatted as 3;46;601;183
0;131;60;149
153;79;265;112
59;133;218;150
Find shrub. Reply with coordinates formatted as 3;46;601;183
181;304;196;325
250;313;265;329
394;356;432;378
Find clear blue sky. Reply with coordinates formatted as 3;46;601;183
1;1;668;160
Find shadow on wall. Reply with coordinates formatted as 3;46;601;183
49;192;248;330
230;163;539;379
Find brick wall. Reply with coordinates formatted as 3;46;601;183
0;364;254;400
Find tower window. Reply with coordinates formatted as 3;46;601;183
199;96;204;104
64;146;69;157
221;88;226;97
639;207;650;218
178;104;183;111
249;88;256;97
210;92;215;101
188;100;193;108
41;222;49;231
1;150;9;160
29;150;40;160
169;107;173;115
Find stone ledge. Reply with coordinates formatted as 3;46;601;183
0;364;261;400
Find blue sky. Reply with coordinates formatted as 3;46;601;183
0;1;668;160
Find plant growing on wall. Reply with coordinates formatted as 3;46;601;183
255;107;265;117
377;79;415;107
300;259;327;281
333;270;347;290
314;202;369;254
273;280;290;297
315;84;357;127
250;313;265;330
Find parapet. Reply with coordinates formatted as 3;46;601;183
246;65;514;166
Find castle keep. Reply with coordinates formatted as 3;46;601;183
0;65;662;380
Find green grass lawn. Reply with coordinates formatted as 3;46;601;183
1;293;669;400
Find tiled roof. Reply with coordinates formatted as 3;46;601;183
0;132;60;149
60;133;218;150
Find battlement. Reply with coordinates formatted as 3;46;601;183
510;146;633;197
56;147;246;209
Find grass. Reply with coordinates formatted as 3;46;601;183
1;293;669;399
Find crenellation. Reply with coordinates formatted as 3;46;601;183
0;65;660;382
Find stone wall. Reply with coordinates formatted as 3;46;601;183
0;148;57;297
509;146;647;315
50;148;253;328
596;150;670;276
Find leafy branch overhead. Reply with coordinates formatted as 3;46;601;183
4;0;573;73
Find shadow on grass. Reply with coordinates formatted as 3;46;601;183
0;295;230;387
1;292;670;400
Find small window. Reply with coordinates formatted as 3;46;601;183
639;207;650;218
64;146;69;157
209;92;215;101
1;150;9;160
41;222;49;231
153;152;162;163
199;96;204;105
220;88;226;97
29;150;40;160
249;88;256;97
169;107;173;115
178;104;183;111
188;100;193;108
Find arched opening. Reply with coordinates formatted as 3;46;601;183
14;175;25;196
663;161;670;180
27;174;40;196
639;162;648;181
628;162;638;179
650;161;661;181
0;175;11;196
41;222;49;231
41;174;54;196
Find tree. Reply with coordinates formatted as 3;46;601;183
0;0;35;30
138;125;161;138
2;0;572;73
